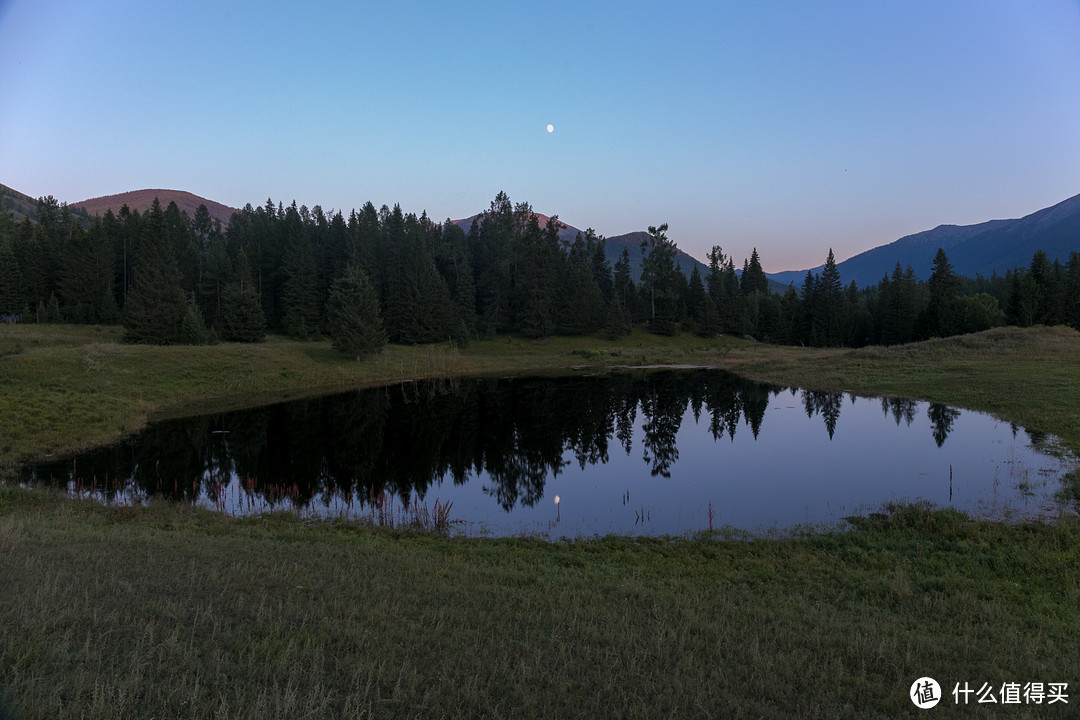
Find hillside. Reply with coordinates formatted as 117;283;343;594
0;183;41;222
768;192;1080;287
72;189;240;228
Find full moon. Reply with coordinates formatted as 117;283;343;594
546;124;554;133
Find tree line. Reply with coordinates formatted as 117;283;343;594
2;191;1078;353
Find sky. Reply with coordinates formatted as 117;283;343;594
2;0;1079;272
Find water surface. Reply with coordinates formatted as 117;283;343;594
22;370;1074;537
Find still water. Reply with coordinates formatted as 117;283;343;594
22;370;1074;537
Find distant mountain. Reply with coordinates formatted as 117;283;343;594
451;214;709;279
768;193;1080;288
603;230;710;279
451;212;581;245
72;189;240;228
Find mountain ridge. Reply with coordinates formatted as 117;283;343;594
768;192;1080;288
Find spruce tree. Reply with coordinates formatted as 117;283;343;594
640;223;679;335
517;215;557;337
818;249;844;345
0;236;24;316
281;232;322;339
740;248;769;296
59;220;119;324
922;248;959;338
613;247;636;325
220;250;266;342
221;282;266;342
1065;252;1080;331
686;264;707;333
123;199;187;344
179;292;211;345
326;265;387;358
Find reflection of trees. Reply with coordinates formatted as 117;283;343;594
927;403;961;447
704;374;741;441
639;374;685;478
614;390;637;456
31;370;945;517
803;388;842;440
802;390;843;439
741;385;771;439
881;397;917;426
323;389;388;493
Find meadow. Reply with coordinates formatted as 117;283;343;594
2;324;1079;718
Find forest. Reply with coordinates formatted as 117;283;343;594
2;190;1079;353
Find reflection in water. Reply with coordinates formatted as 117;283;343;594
928;403;962;448
21;370;1074;537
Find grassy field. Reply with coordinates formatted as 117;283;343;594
2;324;1079;718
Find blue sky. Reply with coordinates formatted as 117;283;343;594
2;0;1078;271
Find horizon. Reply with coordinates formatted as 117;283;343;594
2;1;1079;273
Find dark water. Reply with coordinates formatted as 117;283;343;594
21;370;1074;537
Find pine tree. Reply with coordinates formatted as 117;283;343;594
221;282;266;342
0;235;25;316
613;247;636;326
326;265;387;358
59;220;119;324
921;247;959;338
123;199;187;344
384;210;456;343
473;193;515;334
817;249;844;345
281;221;322;339
1028;250;1064;325
517;214;559;337
640;223;679;335
200;235;231;328
1065;252;1080;331
557;232;604;336
179;292;211;345
686;264;707;333
220;251;266;342
1007;268;1037;327
740;248;769;296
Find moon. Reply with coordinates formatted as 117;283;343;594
546;124;554;133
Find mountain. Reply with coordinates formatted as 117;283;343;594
0;183;42;222
768;193;1080;288
71;189;240;228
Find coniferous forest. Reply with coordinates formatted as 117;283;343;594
2;190;1079;354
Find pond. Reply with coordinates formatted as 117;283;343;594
21;369;1075;538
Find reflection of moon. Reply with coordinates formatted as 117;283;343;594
546;124;554;133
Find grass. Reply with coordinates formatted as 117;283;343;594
0;325;738;474
2;323;1080;717
2;489;1077;719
